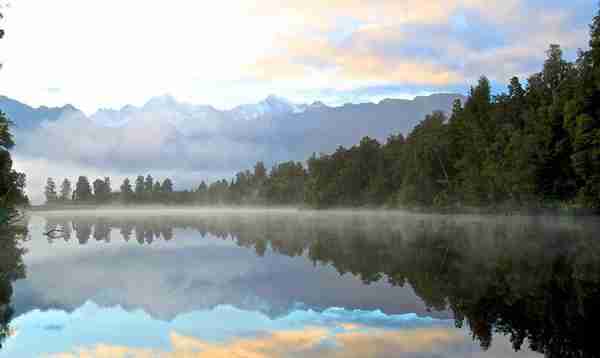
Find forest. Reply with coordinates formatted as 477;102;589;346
29;7;600;212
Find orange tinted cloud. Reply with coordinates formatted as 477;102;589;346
244;33;462;86
244;0;518;28
49;326;466;358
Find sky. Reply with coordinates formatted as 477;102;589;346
0;0;596;113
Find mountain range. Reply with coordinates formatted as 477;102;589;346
1;93;465;135
3;92;465;203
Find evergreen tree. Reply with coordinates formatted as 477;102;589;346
120;178;133;203
59;179;72;202
104;177;111;196
144;175;154;192
264;161;307;204
44;178;58;204
254;162;267;184
529;45;577;202
399;112;450;206
92;178;106;202
144;174;154;201
134;175;145;201
152;181;162;202
565;7;600;208
74;176;92;202
0;112;14;151
0;150;28;210
196;181;208;204
161;178;173;193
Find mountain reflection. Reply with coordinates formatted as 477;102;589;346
40;212;600;357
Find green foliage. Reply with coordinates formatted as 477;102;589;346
120;178;133;203
59;179;72;201
399;111;450;206
44;178;58;204
0;112;14;150
304;137;387;208
92;177;111;203
134;175;144;197
263;161;306;205
73;176;93;202
161;178;173;193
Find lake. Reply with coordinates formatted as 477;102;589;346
0;208;598;357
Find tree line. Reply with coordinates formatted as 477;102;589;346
45;175;176;204
44;161;306;206
44;7;600;210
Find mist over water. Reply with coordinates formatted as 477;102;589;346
0;208;593;356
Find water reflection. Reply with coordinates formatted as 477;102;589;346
11;211;600;356
0;221;27;349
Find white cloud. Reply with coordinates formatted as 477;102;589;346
0;1;593;112
0;0;279;112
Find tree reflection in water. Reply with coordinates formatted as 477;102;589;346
0;220;27;348
42;212;600;357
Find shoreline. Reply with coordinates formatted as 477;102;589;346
24;203;599;217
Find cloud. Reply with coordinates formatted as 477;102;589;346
245;0;593;89
47;326;540;358
51;327;459;358
49;328;332;358
245;0;518;29
0;0;594;111
5;300;462;357
245;34;463;86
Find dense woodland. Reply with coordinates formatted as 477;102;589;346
37;8;600;211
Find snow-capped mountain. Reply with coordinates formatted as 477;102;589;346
3;93;466;137
228;95;306;121
88;94;306;128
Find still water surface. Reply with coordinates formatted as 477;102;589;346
0;209;598;357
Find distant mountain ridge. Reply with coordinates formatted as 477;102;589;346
6;92;466;204
0;95;84;130
1;93;466;134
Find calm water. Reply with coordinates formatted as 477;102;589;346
0;208;598;357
